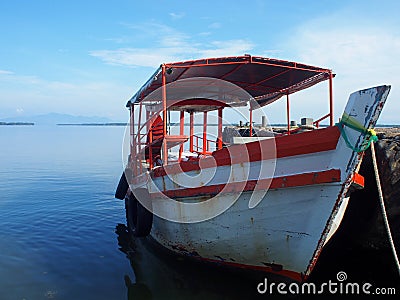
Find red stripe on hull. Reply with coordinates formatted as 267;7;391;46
148;126;340;180
194;256;305;282
151;169;341;198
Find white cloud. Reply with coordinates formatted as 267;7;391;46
120;21;187;42
208;22;221;29
90;23;254;68
90;48;185;68
169;12;185;20
291;28;400;80
90;39;253;68
199;32;212;37
280;17;400;124
0;70;13;75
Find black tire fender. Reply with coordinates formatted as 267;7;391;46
115;172;129;200
125;191;153;237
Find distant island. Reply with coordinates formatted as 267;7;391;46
0;122;34;125
0;113;119;125
57;123;127;126
0;113;397;128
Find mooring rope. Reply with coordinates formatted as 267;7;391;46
336;113;378;153
370;142;400;276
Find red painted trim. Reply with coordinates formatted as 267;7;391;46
170;98;229;108
151;126;340;179
275;125;339;158
151;169;341;198
164;55;331;74
351;172;365;189
196;256;305;282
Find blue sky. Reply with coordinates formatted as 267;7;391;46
1;0;399;123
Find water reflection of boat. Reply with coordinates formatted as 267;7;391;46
115;55;391;282
115;224;269;300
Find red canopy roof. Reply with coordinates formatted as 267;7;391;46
127;55;332;109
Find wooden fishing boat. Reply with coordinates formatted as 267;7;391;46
115;55;390;282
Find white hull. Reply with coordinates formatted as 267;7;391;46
151;184;342;279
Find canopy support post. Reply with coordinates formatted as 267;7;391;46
162;64;168;165
329;72;334;126
203;111;208;154
189;111;194;152
138;102;143;173
179;110;184;161
249;109;253;137
218;108;223;150
286;93;290;135
130;104;135;175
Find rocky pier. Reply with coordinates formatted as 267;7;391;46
308;127;400;286
346;127;400;251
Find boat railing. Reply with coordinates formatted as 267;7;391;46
193;134;216;155
313;113;331;128
128;57;336;174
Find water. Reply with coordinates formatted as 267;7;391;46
0;125;266;300
0;125;398;299
0;126;129;299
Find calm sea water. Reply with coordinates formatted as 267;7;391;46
0;126;129;299
0;125;398;300
0;126;264;300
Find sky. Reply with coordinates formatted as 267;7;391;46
0;0;399;124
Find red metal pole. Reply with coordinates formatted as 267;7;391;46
329;72;334;126
203;111;207;154
286;93;290;135
137;102;143;152
149;128;153;168
249;109;253;137
189;111;194;152
137;102;142;145
138;102;144;172
179;110;184;161
130;104;135;175
218;108;223;150
146;110;150;134
162;64;168;164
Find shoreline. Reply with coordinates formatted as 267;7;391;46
0;122;34;125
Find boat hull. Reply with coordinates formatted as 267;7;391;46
150;183;344;282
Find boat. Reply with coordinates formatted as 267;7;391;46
114;55;390;282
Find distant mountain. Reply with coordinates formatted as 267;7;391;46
0;113;114;125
